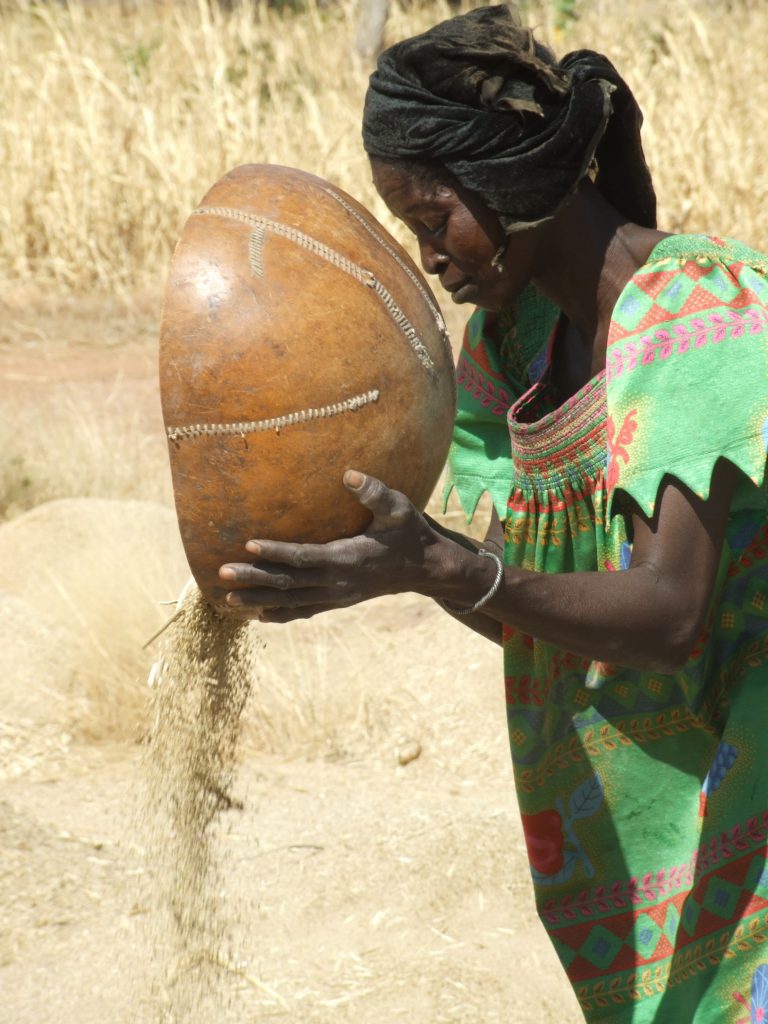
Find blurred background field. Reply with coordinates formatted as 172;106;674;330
1;0;766;1020
2;0;767;295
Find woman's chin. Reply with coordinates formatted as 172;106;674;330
465;292;507;314
445;279;522;314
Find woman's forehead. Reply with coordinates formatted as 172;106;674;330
370;159;453;211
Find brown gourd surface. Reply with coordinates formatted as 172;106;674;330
160;164;456;604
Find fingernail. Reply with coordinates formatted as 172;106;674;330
226;592;243;607
219;566;236;580
245;541;261;555
344;469;364;490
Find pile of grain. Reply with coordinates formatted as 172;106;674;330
143;584;258;1022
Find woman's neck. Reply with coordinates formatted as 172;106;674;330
531;181;668;377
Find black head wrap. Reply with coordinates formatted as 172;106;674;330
362;5;656;231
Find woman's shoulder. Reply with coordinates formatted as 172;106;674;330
605;231;768;523
641;232;768;273
609;232;768;344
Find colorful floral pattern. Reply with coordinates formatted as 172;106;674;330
522;808;565;875
524;774;605;886
605;409;637;492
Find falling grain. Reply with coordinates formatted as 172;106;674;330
142;583;257;1023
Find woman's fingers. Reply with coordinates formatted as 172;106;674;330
216;472;432;617
242;538;343;567
238;473;418;570
219;562;357;607
219;562;332;588
225;586;355;610
343;470;415;527
259;604;332;623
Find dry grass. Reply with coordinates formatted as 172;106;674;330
3;0;762;517
1;0;766;296
242;590;502;765
0;0;406;291
0;381;171;519
0;498;189;744
565;0;768;246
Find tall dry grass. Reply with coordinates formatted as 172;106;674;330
0;0;398;291
1;0;767;297
565;0;768;243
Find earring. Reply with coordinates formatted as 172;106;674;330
490;242;507;274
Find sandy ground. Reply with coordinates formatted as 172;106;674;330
0;295;579;1023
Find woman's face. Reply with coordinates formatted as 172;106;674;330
370;158;542;312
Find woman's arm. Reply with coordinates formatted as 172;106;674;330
426;507;504;646
220;462;739;673
475;460;739;671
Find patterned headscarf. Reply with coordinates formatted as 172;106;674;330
362;5;656;231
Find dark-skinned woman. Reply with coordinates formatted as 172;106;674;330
219;6;768;1020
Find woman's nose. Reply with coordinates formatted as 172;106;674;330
419;241;448;276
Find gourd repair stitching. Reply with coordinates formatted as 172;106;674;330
166;388;380;442
248;225;266;277
321;186;449;339
192;206;435;372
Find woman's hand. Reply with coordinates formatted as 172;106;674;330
218;469;489;623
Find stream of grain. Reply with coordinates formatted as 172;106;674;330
142;584;256;1022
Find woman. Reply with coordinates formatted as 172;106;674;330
219;6;768;1020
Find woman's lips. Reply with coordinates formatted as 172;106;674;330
448;280;479;304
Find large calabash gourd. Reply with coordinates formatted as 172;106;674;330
159;164;456;606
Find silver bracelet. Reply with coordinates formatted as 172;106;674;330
439;549;505;617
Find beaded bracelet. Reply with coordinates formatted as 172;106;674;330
439;549;505;617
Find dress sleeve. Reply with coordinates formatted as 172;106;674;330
444;286;558;521
605;241;768;522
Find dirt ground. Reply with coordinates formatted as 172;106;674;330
0;294;579;1023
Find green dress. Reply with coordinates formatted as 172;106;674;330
445;234;768;1022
